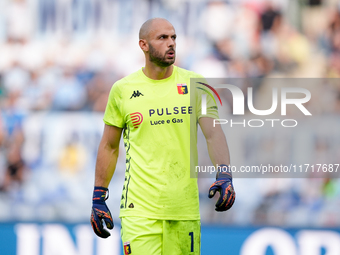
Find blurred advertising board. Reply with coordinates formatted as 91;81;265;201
0;223;340;255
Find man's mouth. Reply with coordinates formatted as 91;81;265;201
167;50;175;57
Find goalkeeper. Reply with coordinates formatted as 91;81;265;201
90;18;235;255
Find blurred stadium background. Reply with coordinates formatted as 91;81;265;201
1;0;340;254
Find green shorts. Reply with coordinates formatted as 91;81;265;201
121;217;201;255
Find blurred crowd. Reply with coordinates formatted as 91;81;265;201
0;0;340;226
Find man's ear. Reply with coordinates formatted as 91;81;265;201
139;39;149;52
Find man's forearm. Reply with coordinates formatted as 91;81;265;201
199;117;231;167
94;139;119;188
206;128;230;167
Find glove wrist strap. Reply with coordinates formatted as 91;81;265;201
93;186;109;203
216;164;232;180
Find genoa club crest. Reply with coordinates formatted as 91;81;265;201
177;83;188;94
124;241;131;254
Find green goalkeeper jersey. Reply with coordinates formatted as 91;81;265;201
103;66;218;220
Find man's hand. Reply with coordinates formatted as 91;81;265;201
208;169;235;212
91;187;114;238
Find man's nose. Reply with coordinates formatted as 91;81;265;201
168;38;175;48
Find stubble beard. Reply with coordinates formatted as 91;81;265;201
148;43;175;68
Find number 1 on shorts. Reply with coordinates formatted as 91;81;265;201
189;232;194;252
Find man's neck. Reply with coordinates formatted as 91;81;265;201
142;63;174;80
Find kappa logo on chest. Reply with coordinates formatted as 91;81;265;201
130;90;144;99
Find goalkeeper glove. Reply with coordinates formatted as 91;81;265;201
208;165;235;211
91;186;114;238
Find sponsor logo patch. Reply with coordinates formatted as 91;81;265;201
130;112;143;128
